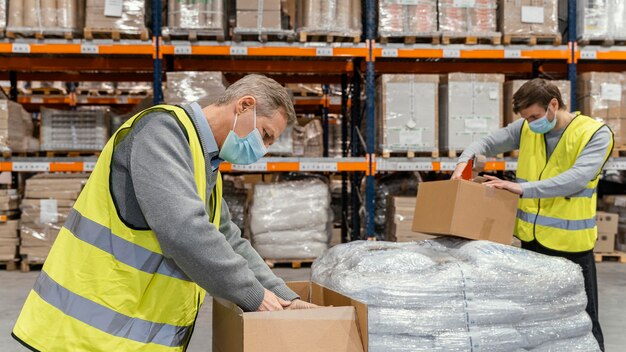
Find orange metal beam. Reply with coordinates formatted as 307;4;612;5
0;56;154;72
173;58;354;74
49;162;84;172
0;162;12;172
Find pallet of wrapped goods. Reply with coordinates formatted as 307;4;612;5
0;99;37;156
164;71;227;108
504;79;571;126
498;0;561;45
375;172;420;239
296;0;361;43
0;0;6;37
40;107;108;152
439;73;504;157
292;118;323;157
233;0;296;42
385;196;436;243
377;74;439;158
378;0;438;44
577;0;626;46
20;173;88;271
115;81;153;96
0;218;19;270
6;0;83;39
438;0;501;45
75;81;115;96
163;0;225;41
84;0;148;40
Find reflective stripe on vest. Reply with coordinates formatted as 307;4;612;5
13;105;222;351
514;114;614;252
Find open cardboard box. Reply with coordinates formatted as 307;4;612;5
213;281;368;352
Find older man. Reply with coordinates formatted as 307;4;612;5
13;74;315;352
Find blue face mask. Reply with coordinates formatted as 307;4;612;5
218;107;267;165
528;107;557;134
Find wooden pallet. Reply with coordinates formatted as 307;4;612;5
0;258;18;271
610;146;626;158
84;27;150;41
264;258;315;269
381;150;439;158
578;38;626;47
507;150;520;158
298;32;360;43
44;150;101;158
379;34;440;45
30;87;67;96
75;89;116;96
502;34;562;46
162;28;225;42
232;31;296;43
6;29;76;40
594;252;626;263
441;33;501;45
20;255;45;272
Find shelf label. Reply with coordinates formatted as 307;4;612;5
229;46;248;56
30;97;43;104
443;49;460;58
440;161;456;171
504;49;521;59
505;161;518;170
174;45;192;55
580;50;597;60
396;161;433;171
329;96;341;105
83;162;97;172
316;47;333;56
12;43;30;54
231;162;267;171
81;44;99;54
300;162;337;172
12;162;49;172
604;160;626;170
381;48;398;57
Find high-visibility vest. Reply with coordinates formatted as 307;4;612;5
13;105;222;351
515;114;613;252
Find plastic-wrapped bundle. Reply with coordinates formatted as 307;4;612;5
0;100;36;153
222;179;248;235
438;0;498;36
577;72;625;120
498;0;559;37
375;172;420;239
378;0;437;37
7;0;81;35
85;0;147;33
292;119;323;157
267;124;293;155
0;0;6;30
40;108;108;151
578;0;626;42
166;0;223;29
250;179;331;259
164;71;227;108
312;239;600;352
297;0;361;37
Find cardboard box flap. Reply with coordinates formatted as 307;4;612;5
213;298;244;352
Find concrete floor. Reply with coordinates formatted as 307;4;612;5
1;265;624;351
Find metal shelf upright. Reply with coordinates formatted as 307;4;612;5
364;0;376;239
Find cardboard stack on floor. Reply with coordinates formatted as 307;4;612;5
0;189;20;263
6;0;82;37
377;74;439;156
498;0;559;43
577;72;626;147
378;0;437;42
577;0;626;43
85;0;147;38
438;0;499;41
599;195;626;252
164;0;225;37
504;79;571;125
234;0;295;38
20;173;89;263
164;71;227;108
40;107;108;152
0;99;38;154
296;0;361;39
439;73;504;155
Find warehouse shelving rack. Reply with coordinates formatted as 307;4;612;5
1;0;626;241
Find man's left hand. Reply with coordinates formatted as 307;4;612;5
482;175;523;195
286;299;319;310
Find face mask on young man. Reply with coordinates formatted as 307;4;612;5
528;104;557;134
218;106;267;165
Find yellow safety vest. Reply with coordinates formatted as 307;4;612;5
13;105;222;351
515;114;613;252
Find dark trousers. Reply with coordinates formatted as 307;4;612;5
522;240;605;351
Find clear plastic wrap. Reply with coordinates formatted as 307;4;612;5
292;119;323;157
267;124;293;155
438;0;498;36
0;100;34;153
115;81;152;96
20;173;89;262
577;72;625;120
439;73;504;151
40;108;108;151
578;0;626;42
234;0;294;36
222;178;248;236
312;239;600;352
504;80;570;125
164;0;224;35
377;74;439;154
498;0;558;37
76;81;115;95
164;71;227;108
250;179;331;259
85;0;146;32
378;0;437;38
297;0;361;37
0;0;6;30
7;0;82;35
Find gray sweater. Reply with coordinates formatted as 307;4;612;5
110;103;298;312
459;117;612;199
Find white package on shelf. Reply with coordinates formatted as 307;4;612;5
40;108;108;151
85;0;146;32
7;0;82;35
267;124;293;155
250;179;331;259
578;0;626;42
312;239;600;352
438;0;499;37
164;71;227;108
378;0;437;38
165;0;224;33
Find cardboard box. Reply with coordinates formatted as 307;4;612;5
412;180;519;245
385;197;436;242
236;0;281;11
577;72;624;120
0;220;19;238
236;10;281;30
213;281;367;352
604;118;626;146
498;0;558;36
595;232;616;253
596;211;619;235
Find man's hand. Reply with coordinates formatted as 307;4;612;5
482;175;523;195
451;162;468;180
257;289;292;311
286;299;319;310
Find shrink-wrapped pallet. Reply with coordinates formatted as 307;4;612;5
6;0;82;36
378;0;437;39
234;0;295;37
85;0;147;36
577;72;624;120
292;118;323;157
164;0;225;38
164;71;227;107
498;0;559;39
0;100;35;153
578;0;626;43
438;0;498;37
504;79;571;125
40;108;108;151
296;0;361;38
0;0;6;32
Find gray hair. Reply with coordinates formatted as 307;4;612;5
216;74;296;124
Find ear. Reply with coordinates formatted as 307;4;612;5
236;95;257;114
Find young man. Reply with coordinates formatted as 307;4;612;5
13;74;316;351
452;78;613;351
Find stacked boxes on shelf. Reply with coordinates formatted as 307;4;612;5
164;71;227;108
234;0;294;38
0;99;38;154
0;188;20;262
378;0;437;42
40;108;108;151
6;0;82;37
296;0;361;41
504;80;571;125
164;0;225;38
438;0;500;42
439;73;504;155
577;0;626;43
377;74;439;156
600;195;626;252
20;173;89;263
292;118;323;157
595;211;619;253
577;72;625;146
498;0;560;44
84;0;148;39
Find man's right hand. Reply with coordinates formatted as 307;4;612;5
257;289;292;311
451;162;468;180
